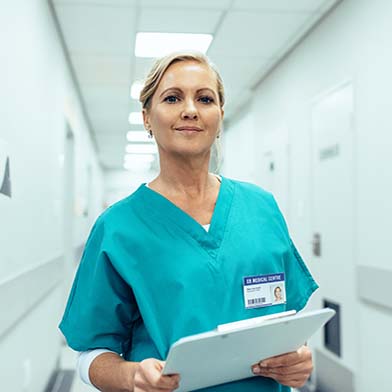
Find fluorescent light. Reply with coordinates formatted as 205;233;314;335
135;32;213;58
123;154;155;171
130;81;144;100
125;144;158;154
128;112;144;125
126;131;153;143
123;161;151;171
124;154;155;164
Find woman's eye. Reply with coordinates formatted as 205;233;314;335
199;96;214;104
164;95;179;103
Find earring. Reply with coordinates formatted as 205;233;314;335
148;129;153;138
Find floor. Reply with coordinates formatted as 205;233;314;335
60;346;96;392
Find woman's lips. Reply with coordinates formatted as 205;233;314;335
175;126;203;132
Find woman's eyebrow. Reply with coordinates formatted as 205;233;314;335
159;87;182;97
196;88;216;94
159;87;217;98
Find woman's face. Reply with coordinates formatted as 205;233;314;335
143;61;224;159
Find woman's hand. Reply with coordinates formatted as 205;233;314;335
251;345;313;388
134;358;180;391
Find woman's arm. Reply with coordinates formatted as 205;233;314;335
78;349;115;385
89;352;135;391
89;352;180;392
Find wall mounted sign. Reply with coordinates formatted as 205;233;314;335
0;139;12;198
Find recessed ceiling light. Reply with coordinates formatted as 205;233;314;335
123;154;155;171
128;112;144;125
130;81;144;100
125;144;158;154
126;131;153;143
123;161;152;171
124;154;155;164
135;32;213;58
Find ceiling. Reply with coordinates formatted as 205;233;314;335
51;0;340;171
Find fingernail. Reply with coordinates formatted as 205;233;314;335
252;366;260;374
259;361;267;368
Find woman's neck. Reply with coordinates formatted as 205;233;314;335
149;153;218;200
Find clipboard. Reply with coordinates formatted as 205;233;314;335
162;308;335;391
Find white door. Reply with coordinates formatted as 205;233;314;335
310;82;358;384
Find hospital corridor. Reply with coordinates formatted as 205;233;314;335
1;1;391;391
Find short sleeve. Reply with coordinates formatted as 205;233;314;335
268;195;319;312
284;239;319;311
59;218;139;354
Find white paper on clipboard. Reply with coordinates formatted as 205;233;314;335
162;308;335;392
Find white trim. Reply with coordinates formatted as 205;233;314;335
0;256;63;339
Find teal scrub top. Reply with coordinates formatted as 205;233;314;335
59;176;318;392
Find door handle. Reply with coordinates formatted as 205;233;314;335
311;233;321;256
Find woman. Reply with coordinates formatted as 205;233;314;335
59;51;318;392
274;286;284;302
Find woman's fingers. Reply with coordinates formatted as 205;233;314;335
252;365;311;389
252;346;313;388
134;359;180;391
260;346;311;368
254;360;313;376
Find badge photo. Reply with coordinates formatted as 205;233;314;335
243;273;286;309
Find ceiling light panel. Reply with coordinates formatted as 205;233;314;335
123;160;152;172
139;0;232;9
124;154;155;164
130;81;144;100
54;0;138;4
126;144;158;154
127;131;153;143
135;33;213;58
56;4;135;54
231;0;334;12
138;8;221;34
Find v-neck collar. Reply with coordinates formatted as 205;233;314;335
137;175;235;257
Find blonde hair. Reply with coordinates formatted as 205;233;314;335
139;51;225;110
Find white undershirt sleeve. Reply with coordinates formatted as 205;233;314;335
77;349;116;386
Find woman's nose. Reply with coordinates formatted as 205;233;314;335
181;100;198;120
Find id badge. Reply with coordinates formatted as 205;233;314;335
243;273;286;309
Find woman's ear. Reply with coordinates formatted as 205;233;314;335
142;109;150;131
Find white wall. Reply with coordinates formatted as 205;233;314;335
222;1;392;391
0;1;104;391
104;169;158;207
222;109;257;183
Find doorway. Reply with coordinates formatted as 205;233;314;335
310;81;358;390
